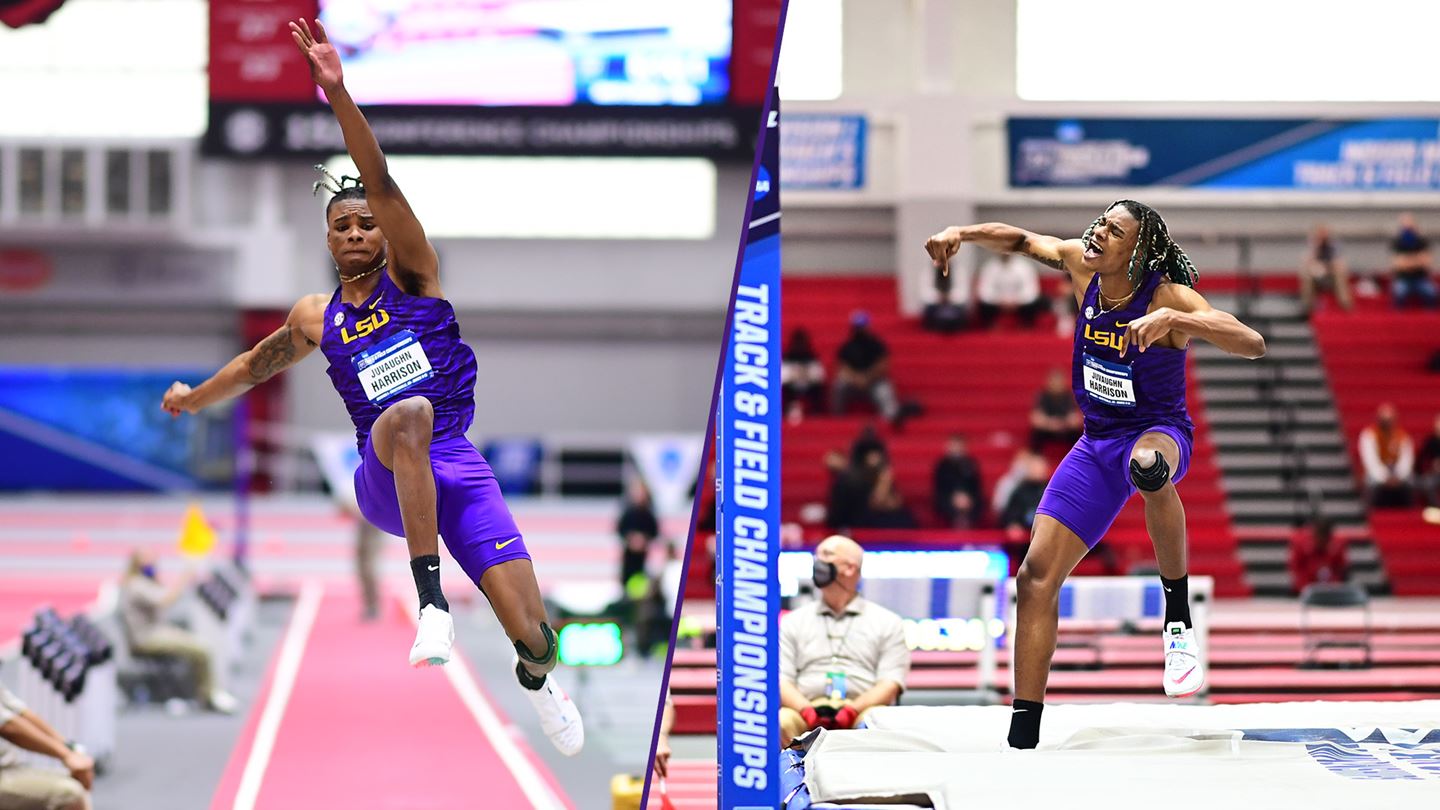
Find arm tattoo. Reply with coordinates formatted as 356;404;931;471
247;326;298;382
1016;237;1066;271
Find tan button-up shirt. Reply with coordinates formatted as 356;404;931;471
780;595;910;701
121;575;169;645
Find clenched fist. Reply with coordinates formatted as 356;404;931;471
161;382;195;417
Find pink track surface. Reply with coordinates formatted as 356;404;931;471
209;587;569;809
0;578;104;649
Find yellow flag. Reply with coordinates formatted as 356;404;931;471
178;502;217;557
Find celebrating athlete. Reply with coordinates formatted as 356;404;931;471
926;200;1265;748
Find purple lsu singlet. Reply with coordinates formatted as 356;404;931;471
319;271;479;449
1071;270;1194;440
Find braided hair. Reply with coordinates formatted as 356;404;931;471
312;164;366;213
1081;200;1199;292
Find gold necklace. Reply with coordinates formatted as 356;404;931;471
338;262;385;284
1097;284;1136;313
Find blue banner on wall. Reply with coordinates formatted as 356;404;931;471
781;113;866;189
0;367;232;492
1009;117;1440;189
717;88;782;810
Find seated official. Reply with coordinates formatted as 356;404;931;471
779;535;910;748
120;550;238;714
0;683;92;810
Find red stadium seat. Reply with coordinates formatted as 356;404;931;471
1313;309;1440;594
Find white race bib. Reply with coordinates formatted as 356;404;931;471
1081;353;1136;407
352;329;434;403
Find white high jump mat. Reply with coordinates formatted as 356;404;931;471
802;702;1440;809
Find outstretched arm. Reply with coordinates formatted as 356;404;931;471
1120;284;1266;360
290;18;439;294
925;222;1084;273
161;296;325;416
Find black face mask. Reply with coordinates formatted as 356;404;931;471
813;558;838;589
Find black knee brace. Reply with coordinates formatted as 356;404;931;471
1129;452;1171;492
514;623;557;690
515;622;557;668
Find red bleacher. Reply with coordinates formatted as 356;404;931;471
652;760;716;810
780;275;1246;595
1313;306;1440;595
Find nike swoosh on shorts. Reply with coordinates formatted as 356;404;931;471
496;536;520;550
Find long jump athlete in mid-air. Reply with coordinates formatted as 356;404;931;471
161;18;582;755
925;201;1265;749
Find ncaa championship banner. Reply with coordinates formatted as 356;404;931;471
780;114;867;190
1009;117;1440;190
717;88;782;810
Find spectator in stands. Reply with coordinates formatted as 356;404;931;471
1029;368;1083;452
832;312;919;426
0;683;92;810
1052;274;1078;337
1290;518;1348;593
991;448;1040;518
779;535;910;748
849;423;888;468
976;252;1046;328
120;550;238;713
1298;224;1353;313
653;691;674;779
1389;213;1438;310
632;545;677;661
1417;413;1440;507
355;520;381;622
1000;454;1051;543
782;327;826;421
824;449;870;531
1359;403;1415;508
921;258;970;334
858;464;919;529
933;434;983;528
618;478;659;590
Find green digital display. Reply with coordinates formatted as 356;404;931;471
557;621;624;667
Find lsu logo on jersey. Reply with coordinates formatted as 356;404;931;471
340;309;390;344
1083;321;1129;351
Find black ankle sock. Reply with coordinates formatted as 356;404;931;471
515;659;546;691
409;555;449;613
1161;574;1191;628
1007;699;1044;749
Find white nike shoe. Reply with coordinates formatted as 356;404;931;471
517;658;585;757
1162;621;1205;698
409;604;454;668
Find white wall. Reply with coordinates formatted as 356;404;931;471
203;158;751;312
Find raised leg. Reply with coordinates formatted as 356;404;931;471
369;396;439;562
1131;432;1187;580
